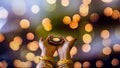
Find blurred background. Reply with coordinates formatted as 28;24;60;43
0;0;120;68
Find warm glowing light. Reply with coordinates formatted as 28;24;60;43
0;61;8;68
85;23;93;32
82;0;92;5
82;34;92;43
102;46;112;55
53;50;58;57
79;4;89;17
25;61;32;68
13;59;21;67
26;32;35;40
111;58;119;66
25;52;35;61
82;44;91;52
90;13;99;22
111;10;120;20
61;0;69;7
102;39;111;46
113;44;120;52
19;19;30;29
9;41;20;51
66;35;73;41
27;41;39;51
101;0;112;3
74;61;82;68
12;0;26;16
69;21;78;29
42;18;52;31
0;7;8;19
63;16;71;25
46;0;56;4
96;60;103;68
83;61;90;68
100;30;110;39
70;46;78;56
31;5;40;14
72;14;81;22
13;36;23;45
104;7;113;17
0;33;5;43
34;56;40;64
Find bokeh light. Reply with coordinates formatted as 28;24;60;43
111;10;120;20
13;36;23;45
113;44;120;52
74;61;82;68
0;7;8;19
46;0;56;4
83;61;90;68
66;35;74;41
85;23;93;32
102;39;111;46
34;56;40;64
0;33;5;43
69;21;78;29
100;30;110;39
96;60;103;68
102;46;112;55
101;0;112;3
19;19;30;29
72;14;81;22
63;16;71;25
82;0;92;5
42;18;52;31
79;4;89;17
104;7;113;17
26;32;35;40
70;46;78;57
90;13;99;22
111;58;119;66
31;5;40;14
61;0;69;7
9;41;20;51
27;41;39;51
25;52;35;61
82;44;91;52
82;34;92;44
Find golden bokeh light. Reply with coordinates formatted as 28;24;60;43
72;14;81;22
9;41;20;51
25;52;35;61
90;13;99;22
0;61;8;68
34;56;40;64
96;60;103;68
82;0;92;5
82;44;91;52
83;61;90;68
82;34;92;43
111;10;120;20
27;41;39;51
63;16;71;25
104;7;113;17
19;19;30;29
61;0;69;7
69;21;78;29
74;61;82;68
101;0;112;3
102;46;112;55
70;46;78;56
100;30;110;39
25;61;32;68
13;36;23;45
26;32;35;40
113;44;120;52
0;33;5;43
79;4;89;17
42;18;52;31
102;39;111;46
85;23;93;32
66;35;74;41
111;58;119;66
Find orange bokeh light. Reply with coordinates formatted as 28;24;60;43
26;32;35;40
25;52;35;61
74;61;82;68
82;34;92;43
19;19;30;29
69;21;78;29
27;41;39;51
102;46;112;55
63;16;71;25
96;60;103;68
72;14;81;22
85;23;93;32
100;30;110;39
90;13;99;22
104;7;113;17
82;44;91;52
111;58;119;66
0;33;5;43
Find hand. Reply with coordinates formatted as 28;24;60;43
39;36;57;57
57;37;77;60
